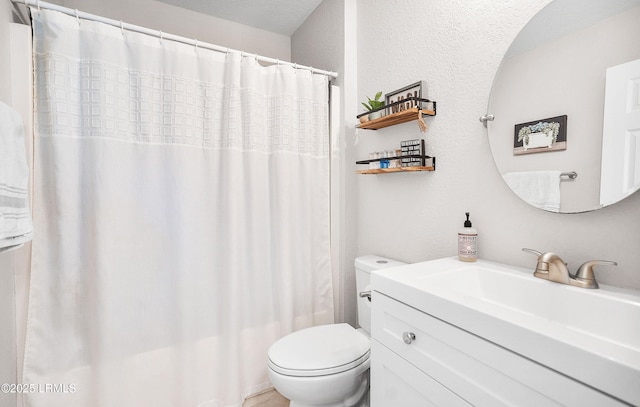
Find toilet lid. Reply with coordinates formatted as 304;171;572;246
268;323;370;377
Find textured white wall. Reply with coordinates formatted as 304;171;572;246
295;0;640;326
355;0;640;290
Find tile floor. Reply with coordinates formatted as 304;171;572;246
243;388;289;407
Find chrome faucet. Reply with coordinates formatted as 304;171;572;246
522;248;617;289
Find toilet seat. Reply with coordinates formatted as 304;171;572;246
268;323;370;377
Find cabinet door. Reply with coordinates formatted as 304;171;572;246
372;293;625;407
370;340;470;407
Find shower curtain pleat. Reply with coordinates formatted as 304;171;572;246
25;9;333;407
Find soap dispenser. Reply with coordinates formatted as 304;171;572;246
458;212;477;262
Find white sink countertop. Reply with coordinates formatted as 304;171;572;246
371;257;640;406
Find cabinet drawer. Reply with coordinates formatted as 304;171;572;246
371;339;470;407
372;292;623;407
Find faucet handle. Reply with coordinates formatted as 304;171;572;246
522;248;542;257
575;260;618;288
522;248;550;276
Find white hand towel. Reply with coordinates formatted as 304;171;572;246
0;101;33;252
502;170;562;212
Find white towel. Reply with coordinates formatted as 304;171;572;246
0;101;33;252
502;171;562;212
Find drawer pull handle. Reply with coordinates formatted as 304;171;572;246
402;331;416;344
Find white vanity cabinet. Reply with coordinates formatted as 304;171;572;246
370;339;470;406
370;258;638;407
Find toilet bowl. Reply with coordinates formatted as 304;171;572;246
268;324;370;407
266;256;406;407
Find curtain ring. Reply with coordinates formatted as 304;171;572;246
159;30;163;43
194;39;198;51
75;9;80;24
36;0;40;10
120;21;124;35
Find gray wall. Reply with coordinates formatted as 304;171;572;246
296;0;640;326
354;0;640;290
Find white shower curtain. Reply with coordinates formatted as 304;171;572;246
24;9;333;407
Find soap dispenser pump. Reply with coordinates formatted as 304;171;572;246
458;212;478;262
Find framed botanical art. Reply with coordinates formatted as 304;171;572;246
513;115;567;155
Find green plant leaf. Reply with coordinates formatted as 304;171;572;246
362;92;385;111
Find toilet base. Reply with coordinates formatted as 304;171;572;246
288;374;369;407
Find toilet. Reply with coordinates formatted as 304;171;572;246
267;255;406;407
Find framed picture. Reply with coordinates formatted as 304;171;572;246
513;115;567;155
384;81;430;115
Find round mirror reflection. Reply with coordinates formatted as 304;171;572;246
487;0;640;213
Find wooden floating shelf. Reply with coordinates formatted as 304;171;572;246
356;166;435;174
357;107;436;130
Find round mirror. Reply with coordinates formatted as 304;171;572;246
487;0;640;213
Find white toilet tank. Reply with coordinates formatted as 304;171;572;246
355;255;406;334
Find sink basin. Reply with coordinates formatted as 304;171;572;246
424;263;640;354
372;257;640;405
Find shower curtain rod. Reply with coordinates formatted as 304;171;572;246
11;0;339;79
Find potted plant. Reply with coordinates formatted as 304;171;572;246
362;91;385;121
